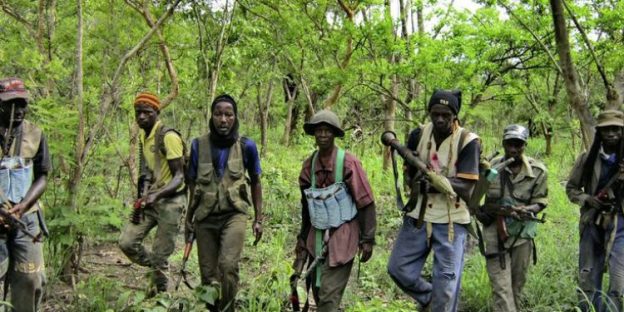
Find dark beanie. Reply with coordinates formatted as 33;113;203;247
427;89;461;114
211;94;238;115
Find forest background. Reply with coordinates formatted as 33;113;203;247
1;0;623;311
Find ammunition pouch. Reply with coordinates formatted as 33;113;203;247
304;182;357;230
0;157;32;204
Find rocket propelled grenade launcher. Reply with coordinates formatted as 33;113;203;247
381;131;457;200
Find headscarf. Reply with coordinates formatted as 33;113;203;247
209;94;239;148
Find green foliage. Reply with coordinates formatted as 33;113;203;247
0;0;623;310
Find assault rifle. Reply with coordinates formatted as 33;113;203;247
595;170;622;210
0;186;43;242
174;232;195;290
0;204;42;242
591;171;623;227
482;203;546;241
289;243;328;312
131;173;152;225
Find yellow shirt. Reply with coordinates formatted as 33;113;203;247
140;120;185;191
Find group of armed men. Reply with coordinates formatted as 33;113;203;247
0;77;623;312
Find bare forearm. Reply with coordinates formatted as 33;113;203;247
449;177;476;203
251;179;263;222
357;203;376;244
20;175;47;208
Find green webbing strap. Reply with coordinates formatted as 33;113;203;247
310;148;345;188
315;230;322;287
335;148;345;183
310;148;345;287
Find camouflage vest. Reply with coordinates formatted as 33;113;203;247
0;120;42;205
192;135;252;222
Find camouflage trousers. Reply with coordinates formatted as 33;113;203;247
0;212;46;312
118;194;185;289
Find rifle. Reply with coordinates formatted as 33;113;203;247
595;170;622;210
0;187;43;242
289;242;328;312
174;232;195;290
0;204;42;242
131;174;152;225
482;203;546;241
289;246;307;312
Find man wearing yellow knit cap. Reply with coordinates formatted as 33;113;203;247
119;92;186;295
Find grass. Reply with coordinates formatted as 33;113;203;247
47;129;592;311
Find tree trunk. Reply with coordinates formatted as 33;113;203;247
61;0;85;287
549;0;594;148
322;0;356;108
282;76;298;146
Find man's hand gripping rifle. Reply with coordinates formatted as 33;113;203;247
0;189;42;242
131;173;152;225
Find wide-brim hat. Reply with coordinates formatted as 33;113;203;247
596;109;624;128
303;109;345;137
0;78;30;102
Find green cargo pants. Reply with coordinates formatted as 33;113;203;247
486;240;533;312
0;211;46;312
311;259;354;312
195;212;247;312
119;193;185;289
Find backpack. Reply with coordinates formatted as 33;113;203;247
138;124;187;196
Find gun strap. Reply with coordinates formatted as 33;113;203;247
390;149;405;210
314;229;322;287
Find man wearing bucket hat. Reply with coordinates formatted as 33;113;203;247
0;78;51;312
292;109;376;311
567;110;624;311
387;89;480;311
479;124;548;312
119;91;186;296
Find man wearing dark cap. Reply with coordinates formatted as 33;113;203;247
292;109;376;311
479;124;548;312
119;91;186;295
567;110;624;311
387;89;480;311
0;78;50;312
185;94;263;312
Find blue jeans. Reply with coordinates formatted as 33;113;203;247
0;212;46;312
579;212;624;312
387;216;468;312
